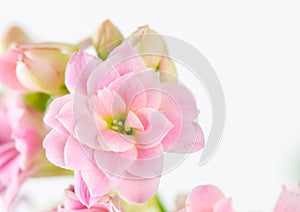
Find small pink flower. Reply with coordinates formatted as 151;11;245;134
179;185;234;212
273;185;300;212
43;42;204;207
0;92;43;208
52;186;123;212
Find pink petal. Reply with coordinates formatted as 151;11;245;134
74;169;113;208
186;185;226;212
115;174;160;204
94;88;126;118
273;186;300;212
214;198;235;212
109;70;161;111
87;42;145;95
0;143;18;169
135;108;173;149
106;42;145;76
64;136;93;170
75;116;102;150
74;171;96;207
159;111;181;151
44;95;73;135
56;100;75;134
65;51;102;94
127;144;164;178
0;50;26;90
161;83;199;121
125;111;144;131
94;147;137;177
43;130;68;168
63;186;86;210
169;121;204;153
80;168;114;200
100;129;135;152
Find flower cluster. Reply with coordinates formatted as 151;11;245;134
0;20;298;212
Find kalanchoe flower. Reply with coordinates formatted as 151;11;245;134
52;186;123;212
43;42;204;207
0;42;78;94
0;92;43;208
273;185;300;212
178;185;234;212
129;25;177;83
92;20;123;60
0;26;31;53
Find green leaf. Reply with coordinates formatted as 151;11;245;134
23;92;51;112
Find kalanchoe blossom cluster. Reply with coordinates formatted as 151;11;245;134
43;39;204;206
0;20;298;212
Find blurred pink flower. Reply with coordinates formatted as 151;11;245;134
43;42;204;207
179;185;234;212
0;92;43;208
52;186;123;212
0;43;77;94
273;185;300;212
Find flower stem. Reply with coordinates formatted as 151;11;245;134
154;194;167;212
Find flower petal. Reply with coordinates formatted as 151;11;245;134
273;186;300;212
127;144;164;178
0;51;26;90
214;198;235;212
44;95;73;135
75;116;102;150
161;83;199;120
135;108;173;149
43;130;68;168
115;174;160;204
100;130;135;152
64;136;93;170
65;51;102;94
94;147;137;177
186;185;225;212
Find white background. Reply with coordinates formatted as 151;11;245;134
1;0;300;211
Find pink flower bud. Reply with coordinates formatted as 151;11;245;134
128;25;177;82
0;26;31;53
184;185;235;212
0;42;78;94
92;20;123;60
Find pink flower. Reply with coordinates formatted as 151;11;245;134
0;43;77;94
0;92;43;208
53;186;123;212
273;185;300;212
179;185;234;212
43;42;204;207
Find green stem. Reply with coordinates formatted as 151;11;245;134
155;194;167;212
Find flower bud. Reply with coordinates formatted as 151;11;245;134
92;20;123;60
128;25;177;82
15;43;78;95
1;26;31;53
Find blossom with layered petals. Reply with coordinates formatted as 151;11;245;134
0;92;43;208
43;42;204;207
179;185;234;212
